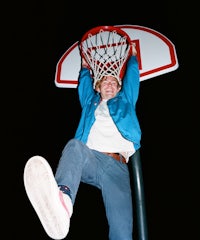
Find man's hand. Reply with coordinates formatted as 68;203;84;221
82;58;90;69
131;43;137;56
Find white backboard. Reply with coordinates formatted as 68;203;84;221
55;25;179;88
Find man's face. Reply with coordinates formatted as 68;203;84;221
96;76;121;100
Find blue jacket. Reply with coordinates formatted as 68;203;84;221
74;56;141;151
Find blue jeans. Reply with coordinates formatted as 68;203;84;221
55;139;133;240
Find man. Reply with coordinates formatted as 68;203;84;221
24;43;141;240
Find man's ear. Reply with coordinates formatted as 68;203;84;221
117;86;121;92
95;86;100;92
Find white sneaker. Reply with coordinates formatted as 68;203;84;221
23;156;73;239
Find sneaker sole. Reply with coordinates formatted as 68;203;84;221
23;156;70;239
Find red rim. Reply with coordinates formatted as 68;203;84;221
80;25;132;43
80;25;132;60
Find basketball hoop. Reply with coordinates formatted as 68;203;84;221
79;26;132;88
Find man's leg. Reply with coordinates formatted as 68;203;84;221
100;156;133;240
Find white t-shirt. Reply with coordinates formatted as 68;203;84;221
86;99;135;162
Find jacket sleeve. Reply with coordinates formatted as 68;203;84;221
122;56;140;106
77;67;95;108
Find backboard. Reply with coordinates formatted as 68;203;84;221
55;25;179;88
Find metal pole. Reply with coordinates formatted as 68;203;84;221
129;150;148;240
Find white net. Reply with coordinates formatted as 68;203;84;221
81;28;131;87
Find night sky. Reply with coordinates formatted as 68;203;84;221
7;1;198;239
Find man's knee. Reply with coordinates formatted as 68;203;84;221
64;139;84;152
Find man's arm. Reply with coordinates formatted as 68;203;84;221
77;57;94;107
122;44;140;105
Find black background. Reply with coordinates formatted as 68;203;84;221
6;1;198;239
